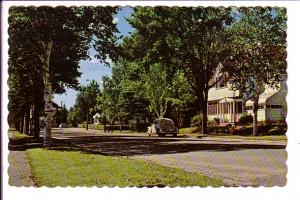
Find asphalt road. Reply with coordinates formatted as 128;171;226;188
51;128;287;187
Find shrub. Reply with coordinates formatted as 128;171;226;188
129;120;148;132
213;117;220;125
238;113;253;125
191;114;202;127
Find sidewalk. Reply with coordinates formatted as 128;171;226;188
8;150;36;187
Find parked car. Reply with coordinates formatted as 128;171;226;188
147;118;178;137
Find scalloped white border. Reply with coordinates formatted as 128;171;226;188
2;1;299;200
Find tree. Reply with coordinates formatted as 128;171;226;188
67;106;81;127
169;71;196;128
141;63;172;118
122;7;233;134
75;80;101;130
224;7;287;136
54;104;68;126
8;6;119;145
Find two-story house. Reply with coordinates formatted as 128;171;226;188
207;72;287;124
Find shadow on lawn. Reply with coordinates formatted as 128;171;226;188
8;130;286;156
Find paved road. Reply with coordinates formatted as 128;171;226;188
51;128;287;187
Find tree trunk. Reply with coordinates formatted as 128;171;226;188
42;40;53;146
15;116;20;132
33;104;41;139
20;112;24;133
201;108;208;135
119;116;122;132
176;107;180;129
200;89;209;135
252;93;260;136
29;106;33;136
86;111;89;130
24;109;30;135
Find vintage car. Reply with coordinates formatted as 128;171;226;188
147;118;178;137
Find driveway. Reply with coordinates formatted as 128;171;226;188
50;128;287;187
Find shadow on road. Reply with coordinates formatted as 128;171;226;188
8;130;286;156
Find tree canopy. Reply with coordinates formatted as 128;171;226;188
224;7;287;135
8;6;119;142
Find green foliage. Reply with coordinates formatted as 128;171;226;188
141;63;172;118
100;61;150;125
54;104;68;126
207;118;221;127
191;114;202;128
67;106;81;127
224;7;286;136
121;6;234;134
8;6;119;136
224;7;287;95
73;80;101;123
238;114;254;125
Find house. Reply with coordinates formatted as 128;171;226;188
207;72;287;124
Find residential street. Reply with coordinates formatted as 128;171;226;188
49;128;287;187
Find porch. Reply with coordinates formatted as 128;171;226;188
207;98;244;123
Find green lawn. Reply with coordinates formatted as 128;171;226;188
8;129;31;139
178;127;287;142
27;148;223;187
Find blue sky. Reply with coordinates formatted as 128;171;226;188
54;6;134;109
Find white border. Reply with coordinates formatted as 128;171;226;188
2;1;300;200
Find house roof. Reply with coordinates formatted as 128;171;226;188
245;90;278;106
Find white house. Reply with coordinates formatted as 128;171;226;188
207;73;287;124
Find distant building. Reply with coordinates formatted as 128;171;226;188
93;113;101;124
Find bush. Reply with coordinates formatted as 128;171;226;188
191;114;202;127
208;117;220;127
238;114;253;125
129;120;148;132
214;117;220;125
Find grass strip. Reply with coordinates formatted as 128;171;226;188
27;148;223;187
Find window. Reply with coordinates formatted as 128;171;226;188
258;105;265;109
208;103;218;115
235;101;243;114
216;76;227;89
223;102;229;114
266;105;282;109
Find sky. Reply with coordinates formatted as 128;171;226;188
53;6;134;109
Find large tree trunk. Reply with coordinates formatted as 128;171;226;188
20;112;24;133
86;111;89;130
29;106;33;136
15;115;20;132
252;92;260;136
200;89;209;135
24;108;30;135
33;103;41;139
201;107;208;135
42;40;53;146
